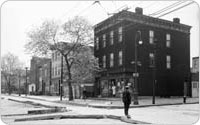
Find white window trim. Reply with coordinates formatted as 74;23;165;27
110;53;114;67
118;27;123;42
110;31;114;45
119;51;123;66
149;30;154;44
166;55;171;69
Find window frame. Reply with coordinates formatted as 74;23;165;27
110;31;114;45
103;55;106;68
110;53;114;67
166;33;171;48
103;34;106;48
149;53;155;67
149;30;154;44
166;55;171;69
118;51;123;66
118;27;123;42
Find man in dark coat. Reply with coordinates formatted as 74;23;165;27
122;86;131;118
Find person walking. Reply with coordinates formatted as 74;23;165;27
122;86;131;118
112;85;116;97
83;86;87;100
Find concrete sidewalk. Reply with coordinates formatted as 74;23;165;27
6;94;199;109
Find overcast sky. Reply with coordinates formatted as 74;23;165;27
1;1;199;68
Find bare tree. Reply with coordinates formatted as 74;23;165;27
1;52;24;95
25;16;95;100
72;46;99;84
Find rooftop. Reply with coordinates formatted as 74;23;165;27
94;7;191;34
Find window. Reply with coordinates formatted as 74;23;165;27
110;53;114;67
166;33;171;47
103;34;106;48
58;67;60;75
52;68;54;77
44;69;47;77
110;31;114;45
55;66;57;76
96;37;99;50
149;30;154;44
103;55;106;68
119;51;123;66
166;55;171;69
118;27;123;42
149;53;155;67
193;82;198;88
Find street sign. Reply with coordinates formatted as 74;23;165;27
131;61;142;66
133;73;139;77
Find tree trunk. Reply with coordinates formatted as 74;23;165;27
8;77;11;95
64;56;73;101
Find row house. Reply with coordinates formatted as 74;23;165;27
94;7;191;97
51;46;94;98
1;69;30;94
30;56;51;95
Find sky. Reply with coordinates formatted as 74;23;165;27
1;1;199;68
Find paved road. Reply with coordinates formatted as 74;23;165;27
1;95;199;124
1;98;131;125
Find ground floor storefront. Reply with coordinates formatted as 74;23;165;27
95;71;192;97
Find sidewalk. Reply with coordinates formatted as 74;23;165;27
7;94;199;109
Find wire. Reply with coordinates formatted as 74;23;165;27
60;2;82;22
157;1;195;18
95;1;110;16
77;1;97;16
149;1;186;16
143;1;160;10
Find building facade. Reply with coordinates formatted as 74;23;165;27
30;56;51;95
94;7;191;97
51;50;64;95
51;44;95;98
191;57;199;97
1;69;30;94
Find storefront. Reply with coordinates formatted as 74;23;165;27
99;73;133;97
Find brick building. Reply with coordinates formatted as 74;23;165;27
51;45;95;98
51;50;64;95
30;56;51;95
191;57;199;97
94;7;191;97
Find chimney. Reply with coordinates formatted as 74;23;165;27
135;7;143;15
173;18;180;23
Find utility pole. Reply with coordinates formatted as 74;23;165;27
25;67;28;96
152;40;157;104
133;30;142;105
60;55;63;101
18;73;21;96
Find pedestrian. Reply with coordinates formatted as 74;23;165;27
112;85;116;97
83;86;87;100
122;86;131;118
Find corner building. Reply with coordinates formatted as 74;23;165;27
94;7;191;97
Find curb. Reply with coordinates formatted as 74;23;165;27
14;114;150;124
59;101;199;109
8;95;199;109
7;98;65;109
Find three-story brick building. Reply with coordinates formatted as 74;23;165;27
94;7;191;97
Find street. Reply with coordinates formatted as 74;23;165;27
1;95;199;124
